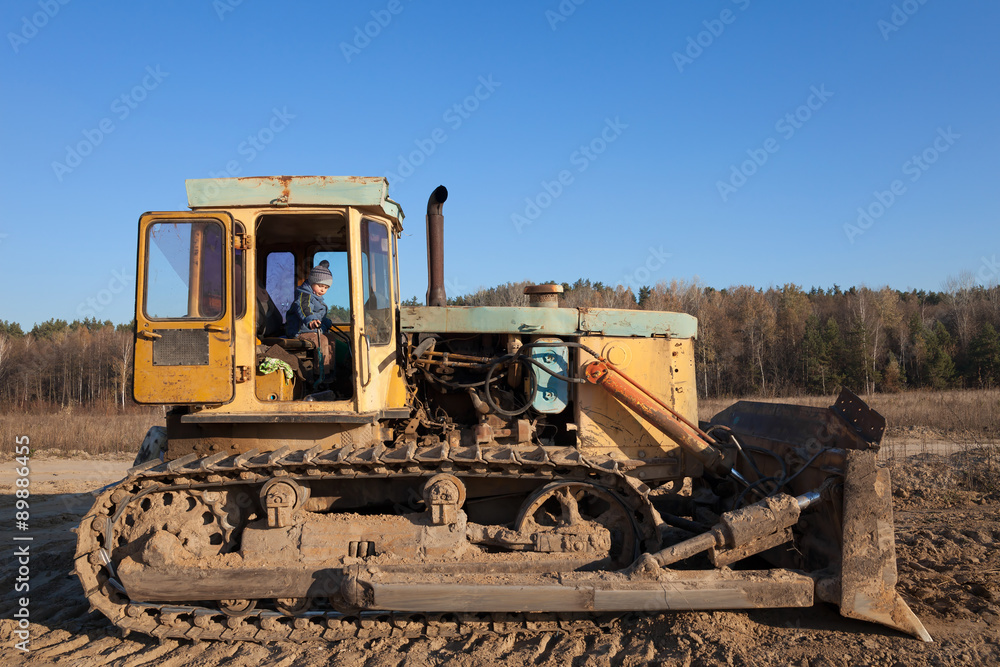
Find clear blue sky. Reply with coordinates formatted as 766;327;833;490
1;1;997;329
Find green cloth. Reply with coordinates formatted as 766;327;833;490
258;357;294;381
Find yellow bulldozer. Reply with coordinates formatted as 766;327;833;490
74;176;930;642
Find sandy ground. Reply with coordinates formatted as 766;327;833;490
2;449;999;666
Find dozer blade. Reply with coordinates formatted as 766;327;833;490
709;389;931;642
839;449;931;641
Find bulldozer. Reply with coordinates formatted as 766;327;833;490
74;175;930;642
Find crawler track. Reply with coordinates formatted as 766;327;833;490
74;443;659;642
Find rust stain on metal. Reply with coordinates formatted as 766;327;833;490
584;360;726;474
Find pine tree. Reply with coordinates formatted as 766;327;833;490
801;316;844;394
967;323;1000;387
637;286;652;309
881;354;905;392
0;320;24;338
802;316;827;393
29;318;69;339
923;321;956;389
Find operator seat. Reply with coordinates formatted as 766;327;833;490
256;284;284;338
256;284;313;351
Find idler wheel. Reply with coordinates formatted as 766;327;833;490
422;473;466;525
260;478;307;528
219;599;257;617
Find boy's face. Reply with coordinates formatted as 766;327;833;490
311;283;329;296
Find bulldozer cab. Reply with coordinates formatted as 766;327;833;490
133;176;407;418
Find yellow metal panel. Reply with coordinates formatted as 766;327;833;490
255;368;294;402
384;363;408;409
575;336;700;476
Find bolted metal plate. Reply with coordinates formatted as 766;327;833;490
833;388;886;445
530;338;569;414
153;329;210;366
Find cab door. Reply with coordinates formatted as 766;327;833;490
134;211;235;404
354;215;400;411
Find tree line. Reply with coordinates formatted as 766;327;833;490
0;318;134;411
426;276;1000;398
4;276;1000;410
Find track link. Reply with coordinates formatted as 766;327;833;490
74;443;659;642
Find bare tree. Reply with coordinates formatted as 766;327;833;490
945;271;978;351
0;334;9;391
113;332;134;410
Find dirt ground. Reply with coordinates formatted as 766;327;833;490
2;448;999;667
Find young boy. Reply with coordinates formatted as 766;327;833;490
285;260;334;336
285;261;338;385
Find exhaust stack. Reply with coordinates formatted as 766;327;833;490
426;185;448;307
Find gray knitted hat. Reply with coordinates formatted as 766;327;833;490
309;260;333;287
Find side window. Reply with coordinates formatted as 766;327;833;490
145;220;225;319
392;233;400;305
312;251;350;322
361;219;392;345
265;251;295;322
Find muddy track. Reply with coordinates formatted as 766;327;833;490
73;444;657;643
3;450;1000;665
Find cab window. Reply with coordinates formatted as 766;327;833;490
265;251;295;322
145;220;225;319
312;250;350;322
361;219;392;345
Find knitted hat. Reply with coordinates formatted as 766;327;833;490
309;260;333;287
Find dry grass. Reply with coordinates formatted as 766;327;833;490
0;408;164;455
699;389;1000;438
5;389;999;458
699;389;1000;463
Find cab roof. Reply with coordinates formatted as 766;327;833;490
185;176;404;222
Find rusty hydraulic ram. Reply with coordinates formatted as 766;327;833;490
583;360;737;478
633;491;821;573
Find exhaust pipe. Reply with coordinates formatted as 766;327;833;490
426;185;448;307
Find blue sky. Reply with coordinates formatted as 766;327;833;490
1;0;997;328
